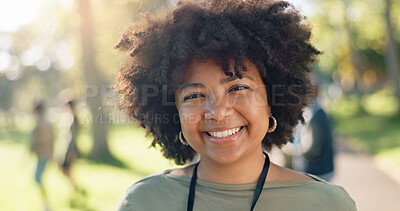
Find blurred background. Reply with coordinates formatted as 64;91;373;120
0;0;399;210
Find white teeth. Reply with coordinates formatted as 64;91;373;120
208;127;242;138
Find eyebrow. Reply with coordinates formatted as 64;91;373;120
178;83;205;94
220;74;255;84
178;74;255;94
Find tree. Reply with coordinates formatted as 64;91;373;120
383;0;400;115
77;0;172;159
78;0;110;159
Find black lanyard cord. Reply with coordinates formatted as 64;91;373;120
187;152;270;211
187;161;199;211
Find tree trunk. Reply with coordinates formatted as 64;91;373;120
78;0;111;158
343;0;362;89
342;0;367;114
384;0;400;116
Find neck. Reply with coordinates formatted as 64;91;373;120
196;149;266;184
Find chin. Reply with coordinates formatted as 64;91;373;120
206;149;244;165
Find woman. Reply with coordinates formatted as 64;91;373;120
31;101;54;210
61;100;81;193
115;0;356;210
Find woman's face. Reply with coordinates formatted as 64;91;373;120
175;59;271;164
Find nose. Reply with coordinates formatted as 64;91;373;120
204;95;234;121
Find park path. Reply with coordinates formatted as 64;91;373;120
331;150;400;211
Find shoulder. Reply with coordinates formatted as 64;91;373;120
168;163;196;177
267;163;315;182
267;164;356;210
117;171;188;211
120;173;167;201
292;173;356;210
305;179;357;210
117;173;164;210
267;180;357;210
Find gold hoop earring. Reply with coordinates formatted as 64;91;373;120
179;131;189;145
268;116;277;133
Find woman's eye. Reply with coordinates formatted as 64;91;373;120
184;93;204;101
229;85;249;92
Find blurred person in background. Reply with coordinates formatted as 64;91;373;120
283;100;335;181
61;100;85;204
31;101;55;211
304;101;335;181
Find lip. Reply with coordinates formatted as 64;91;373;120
202;126;246;145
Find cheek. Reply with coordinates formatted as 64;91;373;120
254;87;269;107
229;89;268;108
178;106;203;132
234;89;270;130
253;89;270;127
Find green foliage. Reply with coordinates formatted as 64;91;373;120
310;0;400;98
362;87;399;116
329;95;363;118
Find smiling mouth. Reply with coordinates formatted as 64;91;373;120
206;126;245;139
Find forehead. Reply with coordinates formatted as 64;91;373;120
181;58;263;84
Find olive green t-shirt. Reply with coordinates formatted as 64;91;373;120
118;169;356;211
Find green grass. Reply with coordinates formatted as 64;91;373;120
329;91;400;168
0;125;176;211
334;115;400;154
334;115;400;169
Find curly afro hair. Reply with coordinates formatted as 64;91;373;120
115;0;321;165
